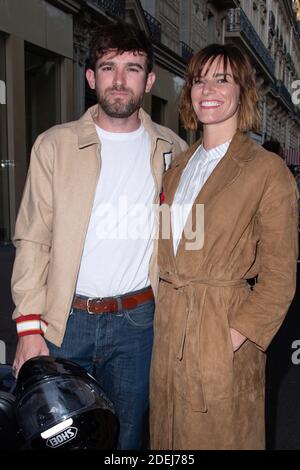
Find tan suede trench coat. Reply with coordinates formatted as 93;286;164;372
150;132;298;450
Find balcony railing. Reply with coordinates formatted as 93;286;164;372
227;8;275;76
208;0;236;9
271;80;294;112
89;0;125;18
276;80;294;110
180;41;194;63
143;10;161;42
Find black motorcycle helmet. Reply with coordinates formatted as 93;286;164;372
0;364;24;450
15;356;118;449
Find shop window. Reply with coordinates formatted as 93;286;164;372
151;95;167;125
25;44;61;164
0;35;10;243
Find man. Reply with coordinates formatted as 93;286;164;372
11;22;187;449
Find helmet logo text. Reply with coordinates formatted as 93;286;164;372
46;427;78;448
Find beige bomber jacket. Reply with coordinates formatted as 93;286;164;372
11;105;187;346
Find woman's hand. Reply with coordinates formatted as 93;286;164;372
230;328;247;352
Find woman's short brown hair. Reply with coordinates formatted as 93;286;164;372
180;43;260;132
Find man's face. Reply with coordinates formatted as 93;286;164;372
86;50;155;118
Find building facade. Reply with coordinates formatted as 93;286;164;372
0;0;300;244
0;0;192;244
0;0;75;243
141;0;300;152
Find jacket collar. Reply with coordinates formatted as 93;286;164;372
75;104;173;149
138;108;173;145
171;131;258;171
227;131;260;166
76;105;100;148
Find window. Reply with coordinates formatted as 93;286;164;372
151;95;167;125
25;44;61;163
207;10;216;44
0;35;10;243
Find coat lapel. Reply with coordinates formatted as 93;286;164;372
195;131;257;206
160;141;200;264
173;132;257;258
163;140;200;208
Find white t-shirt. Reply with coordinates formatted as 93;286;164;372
172;140;231;254
76;123;155;297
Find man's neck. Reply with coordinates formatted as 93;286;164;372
94;105;141;133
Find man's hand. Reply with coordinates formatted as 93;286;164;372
230;328;247;352
13;335;49;377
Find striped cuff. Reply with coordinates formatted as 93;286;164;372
16;314;48;337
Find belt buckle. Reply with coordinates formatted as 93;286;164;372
87;297;102;314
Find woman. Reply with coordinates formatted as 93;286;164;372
150;44;298;450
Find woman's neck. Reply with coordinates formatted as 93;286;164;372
202;123;237;151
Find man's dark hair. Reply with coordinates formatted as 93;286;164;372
88;22;154;74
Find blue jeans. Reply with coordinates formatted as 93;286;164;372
46;291;154;450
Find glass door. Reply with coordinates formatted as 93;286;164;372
25;44;61;164
0;34;10;243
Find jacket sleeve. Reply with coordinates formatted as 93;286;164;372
228;159;299;351
11;133;54;323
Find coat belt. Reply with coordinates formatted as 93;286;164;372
159;272;247;414
160;272;247;289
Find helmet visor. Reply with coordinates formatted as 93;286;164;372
17;377;104;440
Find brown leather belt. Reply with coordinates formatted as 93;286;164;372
72;286;154;314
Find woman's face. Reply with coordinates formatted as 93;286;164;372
191;56;240;131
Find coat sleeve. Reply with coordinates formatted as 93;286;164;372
228;159;299;351
11;133;54;320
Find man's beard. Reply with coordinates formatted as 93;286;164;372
96;85;144;118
